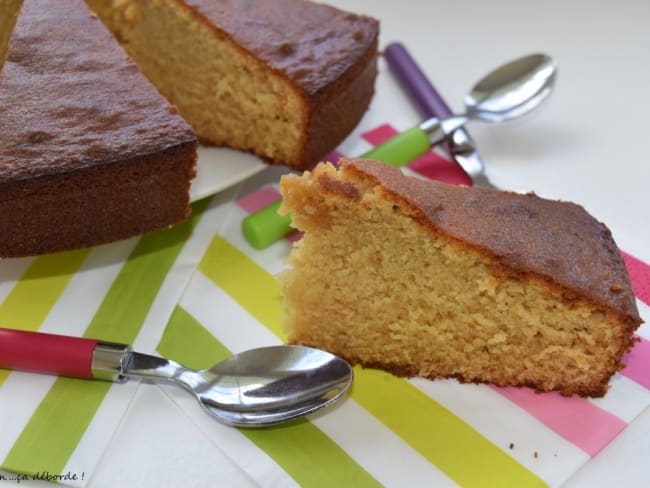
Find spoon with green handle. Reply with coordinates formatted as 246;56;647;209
242;52;556;249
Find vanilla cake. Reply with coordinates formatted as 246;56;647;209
279;158;642;397
87;0;379;170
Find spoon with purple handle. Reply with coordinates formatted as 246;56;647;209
241;50;556;248
384;42;485;184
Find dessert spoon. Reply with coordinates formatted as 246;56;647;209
0;327;353;428
429;54;553;137
367;53;556;168
384;41;487;186
242;52;557;249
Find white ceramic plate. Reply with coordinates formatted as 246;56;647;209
189;145;266;202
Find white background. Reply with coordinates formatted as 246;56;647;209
3;0;648;486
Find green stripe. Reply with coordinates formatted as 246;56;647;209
243;420;379;488
198;236;547;487
158;305;380;488
0;249;90;387
354;368;546;487
158;306;231;366
2;200;209;476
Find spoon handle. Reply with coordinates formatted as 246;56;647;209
384;42;485;179
384;42;453;119
0;327;129;382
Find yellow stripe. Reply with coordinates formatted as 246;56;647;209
0;249;89;387
2;199;210;476
197;237;285;340
199;236;547;487
0;249;89;329
354;368;547;486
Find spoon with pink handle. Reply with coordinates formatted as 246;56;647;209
0;327;353;428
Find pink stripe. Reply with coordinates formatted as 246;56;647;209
325;149;344;163
409;152;472;186
362;123;398;146
362;125;471;185
622;252;650;306
237;187;281;213
287;231;303;243
621;335;650;389
307;150;345;170
494;386;627;456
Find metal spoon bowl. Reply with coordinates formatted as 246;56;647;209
121;344;353;427
0;328;353;428
420;53;557;145
465;53;556;121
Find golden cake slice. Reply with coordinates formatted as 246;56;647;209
0;0;197;257
279;158;642;397
87;0;379;170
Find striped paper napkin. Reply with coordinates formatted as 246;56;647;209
1;122;649;487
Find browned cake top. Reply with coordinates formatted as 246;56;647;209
0;0;196;182
341;158;641;324
184;0;379;94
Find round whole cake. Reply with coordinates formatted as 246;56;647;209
0;0;379;257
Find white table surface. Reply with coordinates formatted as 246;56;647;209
4;0;649;486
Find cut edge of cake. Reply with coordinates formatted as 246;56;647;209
86;0;379;170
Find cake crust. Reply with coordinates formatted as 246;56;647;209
342;159;640;328
0;0;198;257
0;0;196;180
184;0;378;96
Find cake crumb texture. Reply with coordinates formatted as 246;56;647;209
279;159;642;397
88;0;379;170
